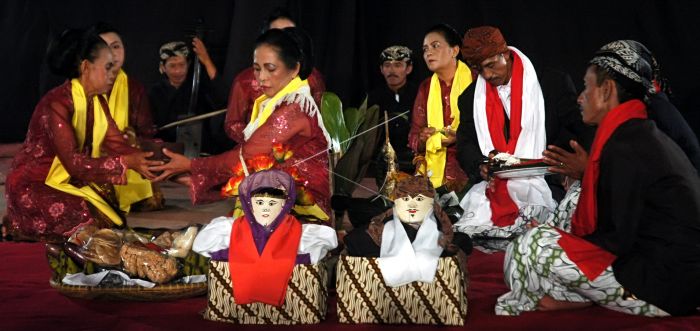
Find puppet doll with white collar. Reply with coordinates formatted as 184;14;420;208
344;173;472;286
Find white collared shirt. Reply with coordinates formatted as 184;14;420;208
497;79;512;118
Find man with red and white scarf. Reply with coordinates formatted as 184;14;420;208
495;40;700;317
454;26;592;239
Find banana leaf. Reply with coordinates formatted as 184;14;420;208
342;96;368;143
320;92;350;154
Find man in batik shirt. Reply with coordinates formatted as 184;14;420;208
332;45;418;230
496;40;700;317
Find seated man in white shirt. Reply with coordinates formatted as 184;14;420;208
454;26;592;239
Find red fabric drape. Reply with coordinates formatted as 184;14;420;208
484;51;524;227
228;215;302;306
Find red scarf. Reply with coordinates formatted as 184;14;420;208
228;214;302;306
559;99;647;280
484;51;524;227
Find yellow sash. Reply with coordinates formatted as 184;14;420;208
250;77;307;129
424;61;472;188
108;69;130;130
108;70;153;212
45;79;123;225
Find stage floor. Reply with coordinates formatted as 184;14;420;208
1;143;699;330
2;242;699;330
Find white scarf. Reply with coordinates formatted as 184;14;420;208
455;47;555;236
377;209;443;287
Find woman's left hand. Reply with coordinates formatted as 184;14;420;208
150;148;192;182
419;127;436;143
441;127;457;147
123;151;162;180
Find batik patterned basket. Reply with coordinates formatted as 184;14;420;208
336;255;468;325
203;260;329;324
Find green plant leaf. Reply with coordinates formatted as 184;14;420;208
320;92;350;154
343;96;368;142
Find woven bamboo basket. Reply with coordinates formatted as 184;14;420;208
49;277;207;301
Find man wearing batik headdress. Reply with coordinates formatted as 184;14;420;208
331;45;418;230
343;173;472;286
368;45;419;185
149;40;229;153
453;26;593;239
495;40;700;317
543;40;700;177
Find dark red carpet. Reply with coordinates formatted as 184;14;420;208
1;242;698;330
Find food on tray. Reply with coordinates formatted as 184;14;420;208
63;242;88;266
50;225;205;290
120;242;179;284
489;152;547;171
82;229;122;266
167;226;199;258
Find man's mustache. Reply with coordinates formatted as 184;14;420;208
387;74;399;78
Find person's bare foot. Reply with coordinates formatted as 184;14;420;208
526;218;540;229
537;295;593;311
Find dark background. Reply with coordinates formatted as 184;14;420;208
1;0;698;143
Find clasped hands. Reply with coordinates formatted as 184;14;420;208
141;148;193;186
419;126;456;147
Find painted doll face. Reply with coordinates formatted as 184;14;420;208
394;194;434;224
251;195;285;226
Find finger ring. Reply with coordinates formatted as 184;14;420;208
559;162;565;167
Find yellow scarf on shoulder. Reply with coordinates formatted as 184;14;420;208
424;61;472;188
45;79;123;225
247;77;307;136
245;76;328;221
108;70;153;212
